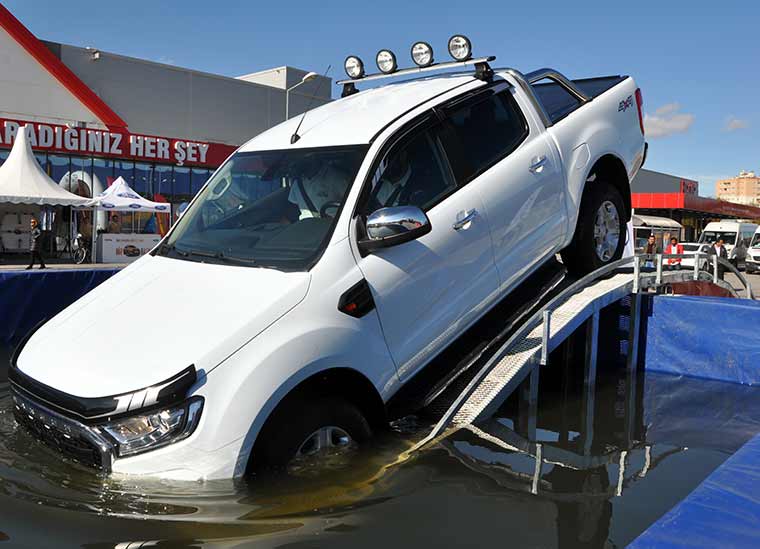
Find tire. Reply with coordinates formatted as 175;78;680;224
561;182;626;276
250;395;372;474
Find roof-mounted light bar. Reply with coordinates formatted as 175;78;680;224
338;35;493;97
338;56;496;96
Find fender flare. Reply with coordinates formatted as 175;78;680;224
232;362;383;476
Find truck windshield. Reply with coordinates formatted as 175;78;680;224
158;146;368;271
699;231;737;245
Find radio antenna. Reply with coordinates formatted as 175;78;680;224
291;64;331;144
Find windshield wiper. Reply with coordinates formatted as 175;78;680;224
161;244;258;266
184;249;257;266
158;243;189;258
187;249;220;259
218;252;256;266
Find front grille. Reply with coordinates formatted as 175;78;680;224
11;389;114;472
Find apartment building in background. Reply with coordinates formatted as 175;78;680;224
716;171;760;206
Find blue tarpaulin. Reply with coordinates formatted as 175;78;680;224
630;433;760;548
643;295;760;385
0;268;119;346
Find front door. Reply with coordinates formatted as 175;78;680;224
354;118;499;380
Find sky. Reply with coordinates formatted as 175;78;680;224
5;0;760;196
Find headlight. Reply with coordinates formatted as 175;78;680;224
448;34;472;61
411;41;434;67
101;397;203;457
376;49;397;74
344;55;365;79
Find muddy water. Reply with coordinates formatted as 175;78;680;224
0;358;758;548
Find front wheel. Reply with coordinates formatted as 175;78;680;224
249;395;372;474
561;183;626;276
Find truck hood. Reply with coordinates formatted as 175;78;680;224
15;255;310;398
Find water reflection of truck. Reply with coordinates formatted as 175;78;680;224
10;40;646;480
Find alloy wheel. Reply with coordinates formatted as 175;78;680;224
593;200;620;262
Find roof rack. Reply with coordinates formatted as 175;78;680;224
337;56;496;98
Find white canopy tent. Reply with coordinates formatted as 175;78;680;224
0;125;89;206
84;176;170;262
85;176;171;213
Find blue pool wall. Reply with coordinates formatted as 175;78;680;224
0;268;119;347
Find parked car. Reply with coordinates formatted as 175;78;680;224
10;41;646;480
746;227;760;274
679;242;710;270
698;221;758;270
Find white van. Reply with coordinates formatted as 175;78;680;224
698;221;758;269
746;227;760;274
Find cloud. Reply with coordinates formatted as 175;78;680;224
655;103;680;116
724;116;748;132
644;103;695;138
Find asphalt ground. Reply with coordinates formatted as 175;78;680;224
726;271;760;298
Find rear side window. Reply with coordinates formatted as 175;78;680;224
443;90;528;183
531;79;582;124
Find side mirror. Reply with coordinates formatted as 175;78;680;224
358;206;431;253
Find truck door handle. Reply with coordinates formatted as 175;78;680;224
529;155;548;173
453;209;478;230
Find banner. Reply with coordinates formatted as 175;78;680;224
0;118;237;167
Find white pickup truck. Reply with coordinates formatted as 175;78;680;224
10;40;646;480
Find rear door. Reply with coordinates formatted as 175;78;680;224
438;83;567;291
353;115;499;380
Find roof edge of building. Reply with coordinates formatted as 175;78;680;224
0;4;128;130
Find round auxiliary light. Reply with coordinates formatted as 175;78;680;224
344;55;365;79
411;41;434;67
376;49;398;74
448;34;472;61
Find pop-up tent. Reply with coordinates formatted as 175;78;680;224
85;177;171;213
0;125;89;206
83;176;170;262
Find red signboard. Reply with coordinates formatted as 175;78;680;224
0;118;238;167
680;179;698;195
632;192;760;219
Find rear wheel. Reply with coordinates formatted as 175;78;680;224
250;395;372;474
561;183;627;276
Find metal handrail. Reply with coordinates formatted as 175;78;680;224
423;256;636;442
634;253;754;299
422;252;754;443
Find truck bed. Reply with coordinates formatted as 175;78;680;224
531;75;628;124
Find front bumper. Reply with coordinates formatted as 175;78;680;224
11;387;115;472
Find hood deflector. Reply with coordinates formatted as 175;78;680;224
10;327;197;422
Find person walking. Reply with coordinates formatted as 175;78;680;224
644;234;660;270
708;238;728;280
26;217;46;270
666;236;684;270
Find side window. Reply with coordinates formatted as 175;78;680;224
531;79;582;124
443;89;528;183
366;126;456;213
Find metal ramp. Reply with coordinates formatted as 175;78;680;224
411;252;755;453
